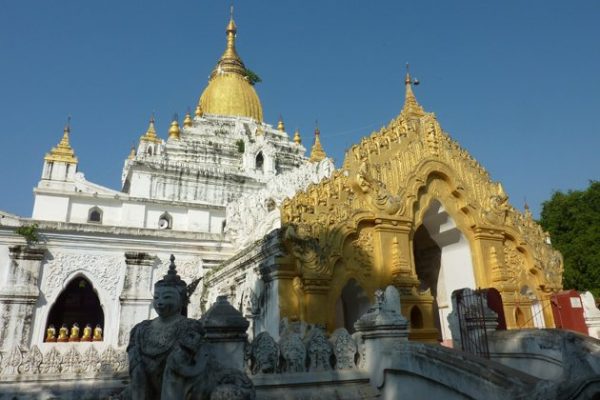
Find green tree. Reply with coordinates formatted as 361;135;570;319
539;181;600;297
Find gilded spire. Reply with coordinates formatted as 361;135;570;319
277;115;285;132
183;111;193;128
45;119;78;164
197;9;263;122
140;115;161;143
168;117;181;140
210;6;246;79
401;64;425;117
309;123;327;162
293;128;301;145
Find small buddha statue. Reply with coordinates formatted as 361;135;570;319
57;324;69;342
69;322;80;342
81;324;93;342
45;324;56;342
93;324;103;341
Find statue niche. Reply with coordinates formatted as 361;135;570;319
125;255;254;400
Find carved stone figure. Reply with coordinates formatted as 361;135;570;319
305;327;332;372
81;346;101;373
62;347;82;373
40;347;61;374
249;332;279;374
101;346;119;373
19;345;43;375
127;256;204;399
330;328;357;370
1;346;22;375
279;332;306;373
126;255;255;400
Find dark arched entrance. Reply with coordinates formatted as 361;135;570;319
45;276;104;337
334;279;371;334
413;200;476;342
414;224;443;340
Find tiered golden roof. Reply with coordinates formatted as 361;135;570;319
309;126;327;162
140;116;161;143
198;12;263;122
168;119;181;140
279;73;563;332
45;124;78;164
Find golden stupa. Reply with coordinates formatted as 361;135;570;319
198;11;263;122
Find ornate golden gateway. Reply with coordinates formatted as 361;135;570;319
278;73;563;340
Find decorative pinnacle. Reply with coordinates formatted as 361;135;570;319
183;109;193;128
277;115;285;132
169;254;176;268
44;117;78;164
140;114;161;143
227;5;237;33
293;128;301;145
309;120;327;162
402;63;425;117
209;7;245;80
168;115;181;140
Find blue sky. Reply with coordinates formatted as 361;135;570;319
1;1;598;218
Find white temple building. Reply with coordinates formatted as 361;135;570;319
0;13;333;355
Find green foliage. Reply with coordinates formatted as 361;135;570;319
540;181;600;297
244;68;262;85
16;223;39;244
235;139;245;153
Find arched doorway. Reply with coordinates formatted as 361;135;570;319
255;152;264;171
334;279;370;333
413;200;476;341
45;276;104;339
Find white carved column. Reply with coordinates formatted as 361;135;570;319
0;245;45;350
118;252;155;346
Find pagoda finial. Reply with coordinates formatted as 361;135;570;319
45;118;78;164
140;114;161;143
277;115;285;132
183;109;193;128
205;5;247;80
168;114;181;140
309;121;327;162
128;146;136;160
293;128;301;145
402;63;425;117
221;5;239;65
